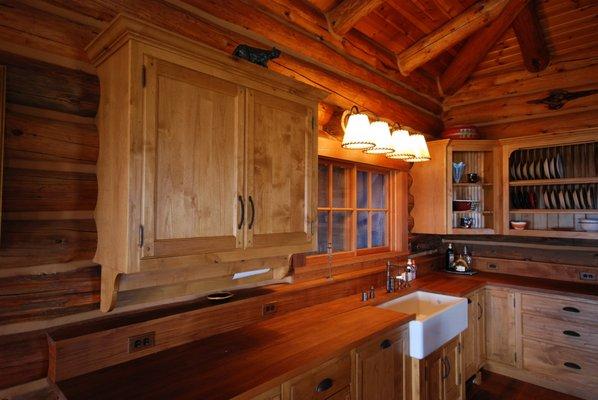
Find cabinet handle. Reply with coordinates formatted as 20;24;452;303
248;196;255;229
315;378;333;393
380;339;392;349
563;362;581;370
237;195;245;230
441;356;451;379
467;298;472;304
445;356;451;379
563;330;581;337
562;306;580;313
477;302;483;320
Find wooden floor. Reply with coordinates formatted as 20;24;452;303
467;371;582;400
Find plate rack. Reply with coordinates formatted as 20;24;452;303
503;136;598;238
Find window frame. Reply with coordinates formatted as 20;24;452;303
309;157;395;265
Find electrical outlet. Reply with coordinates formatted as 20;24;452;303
487;264;498;270
579;271;596;281
262;302;277;316
128;332;155;353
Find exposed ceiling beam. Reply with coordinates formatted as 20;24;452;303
327;0;385;36
512;2;550;72
438;0;531;97
396;0;510;75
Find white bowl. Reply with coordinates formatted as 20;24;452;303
579;219;598;232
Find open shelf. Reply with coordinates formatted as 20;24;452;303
508;229;597;239
510;177;598;186
453;183;493;187
452;228;495;234
510;209;598;214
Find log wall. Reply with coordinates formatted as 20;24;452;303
442;0;598;138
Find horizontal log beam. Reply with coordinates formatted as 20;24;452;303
396;0;510;75
512;2;549;72
438;0;531;96
326;0;385;36
444;58;598;108
248;0;442;105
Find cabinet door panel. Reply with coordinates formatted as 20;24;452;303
461;294;476;381
423;348;443;400
475;290;486;367
246;90;315;250
355;328;409;400
485;288;517;366
443;337;462;400
142;57;244;258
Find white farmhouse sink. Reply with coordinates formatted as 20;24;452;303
378;291;467;359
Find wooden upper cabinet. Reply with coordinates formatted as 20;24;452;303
86;14;327;311
141;57;245;258
246;89;315;250
411;139;501;235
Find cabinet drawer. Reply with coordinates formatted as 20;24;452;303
523;338;598;392
325;386;350;400
522;313;598;351
283;355;351;400
521;293;598;324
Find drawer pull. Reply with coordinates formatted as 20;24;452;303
315;378;333;393
563;362;581;370
563;330;581;337
380;339;392;349
562;306;580;313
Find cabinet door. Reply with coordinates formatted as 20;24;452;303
485;288;518;366
252;386;281;400
442;337;462;400
422;348;444;400
141;57;245;259
475;290;486;368
354;327;409;400
246;89;315;251
460;294;477;381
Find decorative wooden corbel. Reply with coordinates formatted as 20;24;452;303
527;89;598;110
100;268;122;312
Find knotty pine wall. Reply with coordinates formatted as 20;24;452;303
442;0;598;138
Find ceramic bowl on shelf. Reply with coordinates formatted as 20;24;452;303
510;221;528;230
579;218;598;232
453;200;473;211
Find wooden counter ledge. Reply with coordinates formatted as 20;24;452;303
55;300;414;400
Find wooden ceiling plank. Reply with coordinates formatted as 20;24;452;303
438;0;531;96
327;0;385;36
396;0;510;75
512;2;550;72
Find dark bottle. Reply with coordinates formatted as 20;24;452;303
446;243;455;271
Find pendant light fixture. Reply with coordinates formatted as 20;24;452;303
404;134;431;162
386;127;414;160
341;106;374;150
364;120;394;154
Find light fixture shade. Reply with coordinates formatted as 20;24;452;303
341;110;374;150
387;128;415;159
364;121;394;154
404;134;431;162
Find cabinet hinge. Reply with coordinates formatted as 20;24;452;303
142;65;146;87
513;296;516;308
424;366;428;382
311;115;315;130
458;343;461;354
458;373;461;385
139;225;144;248
514;352;517;363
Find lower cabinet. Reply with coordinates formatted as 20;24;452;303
461;289;485;381
484;288;519;367
252;386;281;400
353;326;410;400
282;354;351;400
413;336;463;400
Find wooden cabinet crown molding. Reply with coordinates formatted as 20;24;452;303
85;13;328;101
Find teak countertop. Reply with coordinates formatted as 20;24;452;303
55;270;597;400
56;300;414;400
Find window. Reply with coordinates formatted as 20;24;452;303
315;159;390;256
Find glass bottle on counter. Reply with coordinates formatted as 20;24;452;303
446;243;455;271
